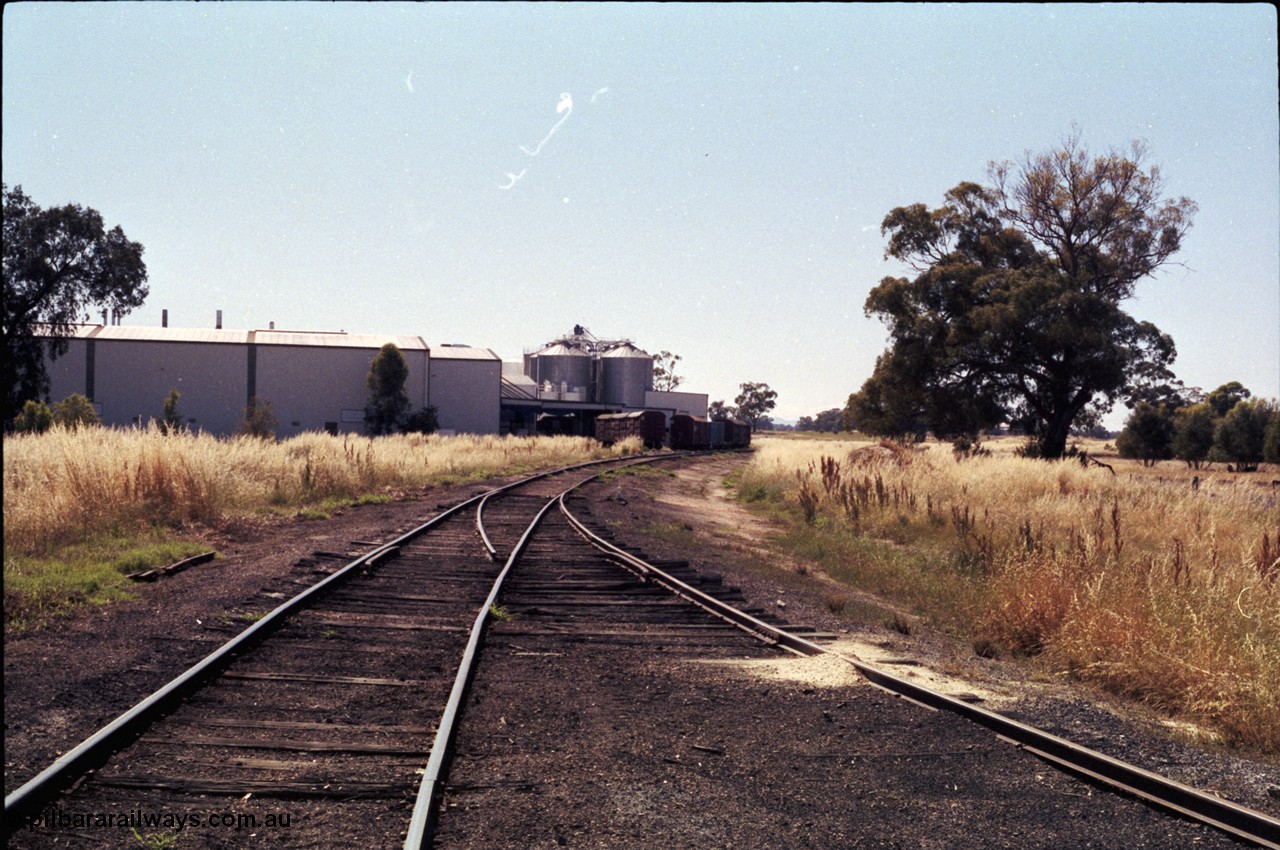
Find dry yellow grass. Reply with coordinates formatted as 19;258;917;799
3;425;638;557
741;434;1280;754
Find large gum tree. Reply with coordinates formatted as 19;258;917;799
3;184;148;424
848;133;1197;458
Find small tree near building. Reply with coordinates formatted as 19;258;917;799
364;343;411;436
708;400;735;421
51;394;101;430
3;184;148;425
12;399;53;433
240;396;278;440
159;388;186;435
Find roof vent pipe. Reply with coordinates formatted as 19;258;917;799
269;321;275;330
216;309;223;330
162;309;168;328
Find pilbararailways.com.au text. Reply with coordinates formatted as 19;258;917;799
11;806;292;833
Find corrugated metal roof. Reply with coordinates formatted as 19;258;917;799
93;326;252;344
254;331;427;350
33;323;102;340
38;324;430;350
432;346;500;361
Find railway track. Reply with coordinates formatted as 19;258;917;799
4;455;675;848
6;454;1278;848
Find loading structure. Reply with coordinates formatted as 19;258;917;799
501;325;706;438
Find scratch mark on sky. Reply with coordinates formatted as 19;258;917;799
520;92;573;157
500;89;608;190
499;169;527;190
405;70;414;93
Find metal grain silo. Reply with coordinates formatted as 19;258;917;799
529;342;592;395
599;344;653;408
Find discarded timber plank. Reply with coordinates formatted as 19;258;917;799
127;551;216;583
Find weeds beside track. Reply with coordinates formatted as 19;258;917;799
3;428;641;630
736;435;1280;755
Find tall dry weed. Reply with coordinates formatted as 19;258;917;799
4;426;634;557
742;435;1280;753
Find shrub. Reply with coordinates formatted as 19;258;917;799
50;394;101;430
1213;399;1274;469
1115;402;1174;466
158;388;186;435
12;400;53;433
403;405;439;435
240;396;278;440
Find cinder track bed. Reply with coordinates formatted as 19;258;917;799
428;479;1270;849
5;457;658;849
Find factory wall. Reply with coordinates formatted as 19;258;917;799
96;339;249;434
34;326;497;437
255;345;428;438
431;353;501;435
44;335;91;411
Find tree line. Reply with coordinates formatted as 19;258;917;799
1116;381;1280;470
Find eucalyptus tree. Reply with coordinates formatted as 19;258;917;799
849;133;1196;457
3;184;148;425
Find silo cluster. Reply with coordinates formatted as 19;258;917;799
523;328;653;406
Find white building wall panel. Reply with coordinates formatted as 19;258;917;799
94;340;247;433
644;390;709;418
255;345;428;437
431;358;500;435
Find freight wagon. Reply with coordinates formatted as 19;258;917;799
669;414;710;450
720;418;751;449
675;415;750;450
594;410;666;449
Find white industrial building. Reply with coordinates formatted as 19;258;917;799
37;322;704;439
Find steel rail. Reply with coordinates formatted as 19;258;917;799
2;493;485;826
3;452;657;827
473;450;691;563
408;452;703;847
403;493;561;849
556;484;1280;850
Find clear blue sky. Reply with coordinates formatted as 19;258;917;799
4;2;1277;425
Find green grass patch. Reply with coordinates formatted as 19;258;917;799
295;508;332;521
350;492;395;506
733;483;987;635
4;534;215;633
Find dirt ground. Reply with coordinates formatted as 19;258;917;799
581;455;1280;821
5;453;1278;839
